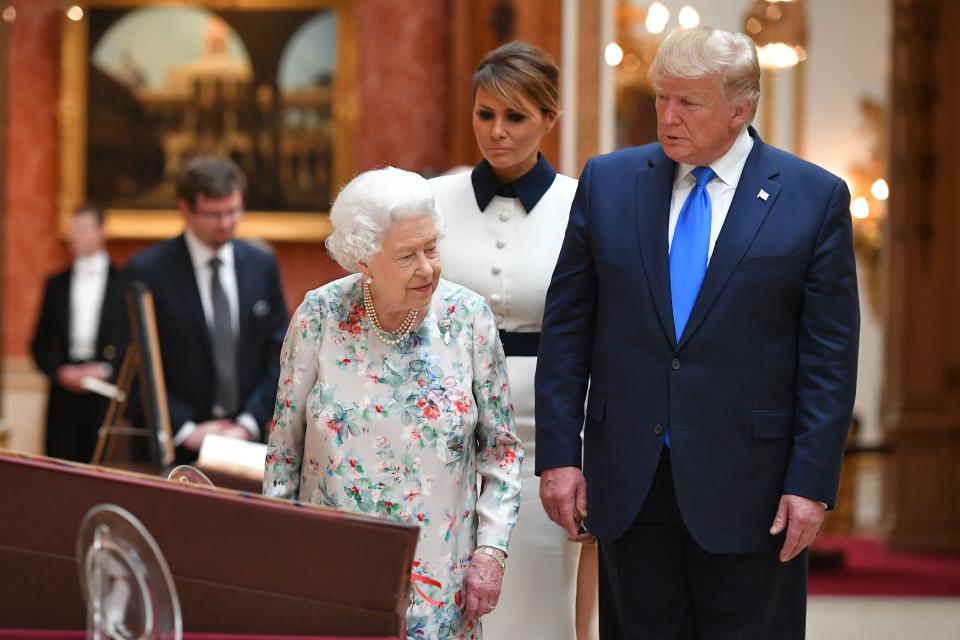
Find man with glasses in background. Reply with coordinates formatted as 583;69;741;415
126;156;288;462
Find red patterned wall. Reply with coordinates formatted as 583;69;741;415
4;0;62;360
357;0;449;173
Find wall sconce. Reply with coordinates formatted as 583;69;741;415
607;3;659;69
745;0;808;70
603;3;706;150
744;0;808;155
605;3;702;69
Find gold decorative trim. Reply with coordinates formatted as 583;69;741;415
793;60;806;157
102;209;333;241
58;0;358;241
59;4;89;230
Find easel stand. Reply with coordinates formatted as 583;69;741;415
91;343;151;467
91;284;175;471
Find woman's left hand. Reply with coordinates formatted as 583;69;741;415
462;553;504;625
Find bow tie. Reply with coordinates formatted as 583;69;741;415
496;183;518;198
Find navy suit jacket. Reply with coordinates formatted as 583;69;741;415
125;235;288;440
535;128;860;553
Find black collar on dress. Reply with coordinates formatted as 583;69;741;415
470;153;557;214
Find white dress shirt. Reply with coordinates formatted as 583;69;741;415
184;230;240;334
69;250;109;361
176;231;257;445
668;126;754;262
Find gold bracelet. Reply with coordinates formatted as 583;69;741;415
473;545;506;575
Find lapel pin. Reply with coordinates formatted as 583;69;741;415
757;189;769;201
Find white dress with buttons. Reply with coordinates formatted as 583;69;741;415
431;170;579;640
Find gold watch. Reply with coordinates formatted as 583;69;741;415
473;545;506;574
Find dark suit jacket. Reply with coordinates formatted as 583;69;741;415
31;265;126;462
535;128;860;554
125;235;288;443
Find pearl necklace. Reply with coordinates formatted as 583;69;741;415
362;281;419;345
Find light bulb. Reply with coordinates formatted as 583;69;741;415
851;196;870;219
646;2;669;34
678;6;700;30
871;178;889;201
604;42;624;67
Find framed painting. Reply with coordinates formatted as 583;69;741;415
59;0;357;240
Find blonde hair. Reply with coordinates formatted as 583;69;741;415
472;41;560;117
650;25;761;121
325;167;446;272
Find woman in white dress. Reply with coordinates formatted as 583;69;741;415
430;42;593;640
264;167;523;639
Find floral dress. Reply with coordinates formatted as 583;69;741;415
264;274;523;639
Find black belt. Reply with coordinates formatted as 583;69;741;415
498;331;540;357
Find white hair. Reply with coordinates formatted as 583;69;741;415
325;167;446;272
650;25;761;120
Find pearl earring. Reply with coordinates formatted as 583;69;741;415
365;276;373;285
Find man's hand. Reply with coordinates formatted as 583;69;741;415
181;420;231;452
769;493;826;562
221;424;253;441
55;362;109;393
540;466;593;541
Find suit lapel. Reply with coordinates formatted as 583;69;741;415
95;267;120;349
677;134;781;349
173;236;214;356
635;149;679;347
60;271;73;343
233;241;252;347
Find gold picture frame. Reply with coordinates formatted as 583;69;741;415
59;0;358;241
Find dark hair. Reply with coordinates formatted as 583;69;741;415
73;202;105;226
175;156;247;210
472;41;560;117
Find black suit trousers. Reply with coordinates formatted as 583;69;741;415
45;384;110;463
598;448;808;640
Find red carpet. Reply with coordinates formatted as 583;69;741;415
808;535;960;596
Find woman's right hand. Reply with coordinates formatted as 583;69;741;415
461;553;504;626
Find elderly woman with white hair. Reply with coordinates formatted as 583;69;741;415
264;166;523;639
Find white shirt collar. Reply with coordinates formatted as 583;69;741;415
73;250;109;274
676;126;754;187
184;229;234;272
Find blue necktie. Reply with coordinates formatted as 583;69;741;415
666;166;714;447
670;166;715;341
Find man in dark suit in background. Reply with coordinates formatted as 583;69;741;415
126;156;288;462
32;204;126;462
535;26;860;638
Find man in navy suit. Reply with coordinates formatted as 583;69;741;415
535;26;859;638
32;204;126;462
126;156;288;462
